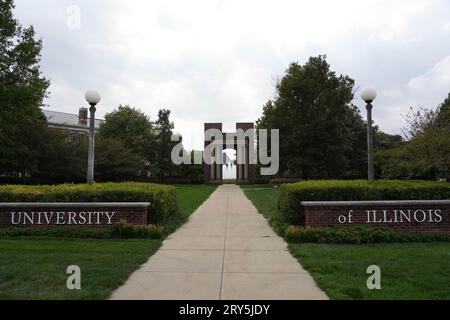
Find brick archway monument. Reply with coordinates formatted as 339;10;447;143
204;123;255;184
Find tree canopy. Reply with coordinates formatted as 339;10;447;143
152;109;176;181
0;0;50;177
97;105;155;156
377;93;450;180
98;106;182;182
257;55;368;178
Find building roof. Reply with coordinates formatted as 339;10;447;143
42;109;103;131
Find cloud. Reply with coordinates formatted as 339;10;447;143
444;21;450;31
407;56;450;93
13;0;450;149
378;55;450;133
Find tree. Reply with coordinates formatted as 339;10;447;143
257;55;368;179
402;106;436;140
377;93;450;180
374;129;403;151
98;105;155;155
153;109;176;181
32;129;86;184
94;136;146;182
0;0;50;178
98;106;180;182
345;105;368;178
174;149;204;184
31;131;146;184
435;93;450;130
98;105;155;175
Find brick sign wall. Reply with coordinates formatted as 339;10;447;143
0;203;150;228
302;200;450;232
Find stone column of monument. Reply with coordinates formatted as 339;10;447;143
204;123;223;184
236;142;244;181
210;145;216;181
245;137;249;180
236;123;255;184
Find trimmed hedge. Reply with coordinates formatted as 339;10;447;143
279;180;450;225
0;226;112;239
284;225;450;244
0;182;179;225
0;223;164;239
270;178;302;185
112;221;164;239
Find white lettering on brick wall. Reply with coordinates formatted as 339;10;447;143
337;209;443;224
10;211;116;225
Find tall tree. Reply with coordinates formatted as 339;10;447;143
0;0;50;178
435;93;450;130
153;109;175;181
98;105;155;155
98;105;155;175
32;129;86;184
94;136;146;182
257;55;367;178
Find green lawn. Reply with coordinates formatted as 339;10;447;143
242;185;285;233
0;184;217;300
0;238;161;300
290;243;450;300
175;185;217;217
242;185;450;300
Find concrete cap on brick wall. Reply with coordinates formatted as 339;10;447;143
301;200;450;207
0;202;151;208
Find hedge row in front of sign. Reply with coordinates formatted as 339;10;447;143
0;182;178;225
0;222;164;239
284;225;450;244
279;180;450;225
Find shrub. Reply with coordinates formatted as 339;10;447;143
0;224;165;239
270;178;302;185
284;225;450;244
0;227;113;239
112;221;164;239
0;182;179;225
279;180;450;225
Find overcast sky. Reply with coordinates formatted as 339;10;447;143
14;0;450;150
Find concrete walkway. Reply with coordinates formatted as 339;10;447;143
110;185;328;300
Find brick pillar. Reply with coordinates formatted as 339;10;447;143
204;123;223;184
236;123;255;184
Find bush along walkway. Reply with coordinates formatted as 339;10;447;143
110;185;328;300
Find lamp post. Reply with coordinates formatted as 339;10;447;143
85;90;101;185
361;87;377;182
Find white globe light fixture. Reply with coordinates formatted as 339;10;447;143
361;87;377;182
85;90;101;185
361;87;378;104
85;90;101;105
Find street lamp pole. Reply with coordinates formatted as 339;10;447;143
366;102;374;181
361;87;377;182
85;90;101;185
